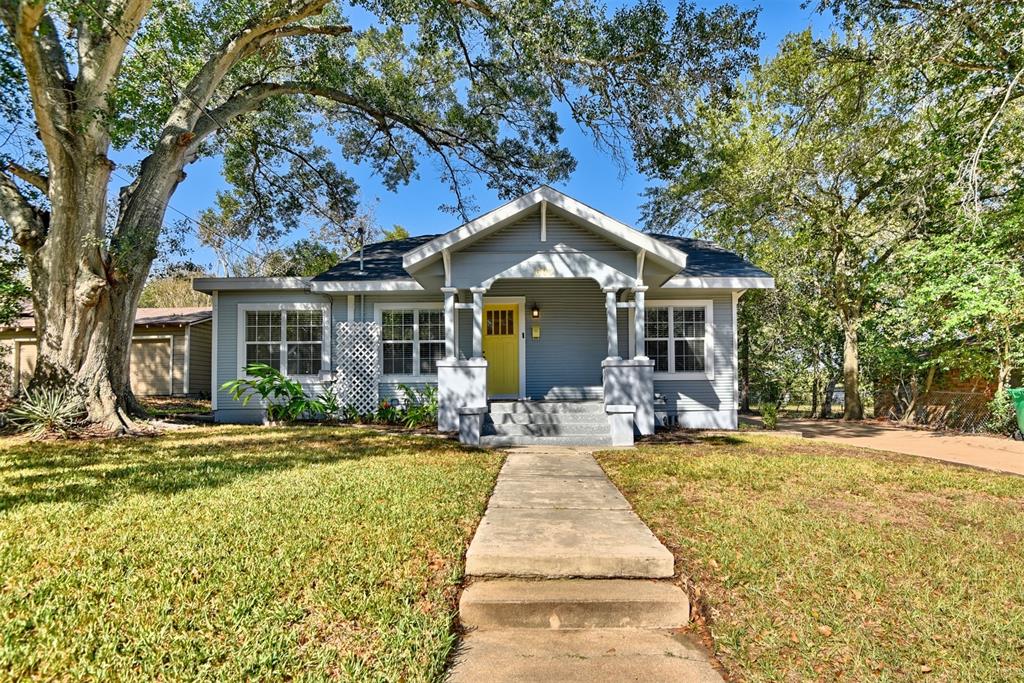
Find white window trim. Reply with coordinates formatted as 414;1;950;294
629;299;715;380
236;302;331;381
374;302;445;381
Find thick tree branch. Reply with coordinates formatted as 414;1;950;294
0;1;72;161
168;0;333;128
0;172;46;252
6;161;49;193
77;0;153;110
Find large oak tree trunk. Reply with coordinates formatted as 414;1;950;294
21;136;185;433
841;317;864;420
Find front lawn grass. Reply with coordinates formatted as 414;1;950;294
597;435;1024;682
0;426;502;681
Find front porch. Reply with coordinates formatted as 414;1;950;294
435;278;656;446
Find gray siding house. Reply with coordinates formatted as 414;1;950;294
194;187;773;445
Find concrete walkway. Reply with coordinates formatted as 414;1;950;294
448;446;722;682
782;418;1024;476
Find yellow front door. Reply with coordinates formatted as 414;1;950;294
483;303;520;397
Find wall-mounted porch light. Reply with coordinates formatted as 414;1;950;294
531;303;540;319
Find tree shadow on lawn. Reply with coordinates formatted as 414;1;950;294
0;426;459;513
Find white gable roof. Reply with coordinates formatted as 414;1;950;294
402;186;688;272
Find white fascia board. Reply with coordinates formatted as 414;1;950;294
308;280;425;293
402;186;689;271
663;276;775;289
192;277;310;293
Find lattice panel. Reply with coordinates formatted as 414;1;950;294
335;321;381;413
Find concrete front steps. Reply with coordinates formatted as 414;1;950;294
446;447;723;682
459;579;690;630
481;400;612;447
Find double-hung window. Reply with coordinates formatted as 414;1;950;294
379;304;445;377
643;301;713;378
240;305;327;377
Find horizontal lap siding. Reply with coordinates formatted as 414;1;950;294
646;291;735;413
451;209;635;288
187;321;212;397
488;280;605;398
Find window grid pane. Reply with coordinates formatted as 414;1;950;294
419;342;445;374
673;307;706;340
646;340;669;372
382;310;414;341
674;339;705;373
645;308;669;339
287;310;323;342
287;343;322;375
246;343;280;370
383;342;413;375
419;310;444;341
246;311;281;342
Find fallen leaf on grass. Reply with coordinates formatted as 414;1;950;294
817;625;833;637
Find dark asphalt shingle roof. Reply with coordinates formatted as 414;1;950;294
311;234;440;282
645;234;773;279
310;232;771;282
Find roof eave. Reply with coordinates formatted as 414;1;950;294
308;280;426;293
192;277;311;293
663;276;775;289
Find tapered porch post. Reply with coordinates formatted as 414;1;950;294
471;287;487;359
604;287;620;360
442;287;458;359
634;285;648;359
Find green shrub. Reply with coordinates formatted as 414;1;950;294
374;399;402;424
221;364;325;422
7;386;86;438
760;402;779;431
398;384;439;428
984;389;1019;435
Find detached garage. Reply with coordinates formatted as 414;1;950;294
2;307;213;397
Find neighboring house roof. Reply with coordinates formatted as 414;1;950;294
5;306;212;331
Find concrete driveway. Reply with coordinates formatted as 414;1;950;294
780;418;1024;476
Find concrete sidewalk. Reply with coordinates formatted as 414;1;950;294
448;446;722;682
781;419;1024;476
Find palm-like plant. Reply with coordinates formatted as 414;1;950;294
222;364;326;422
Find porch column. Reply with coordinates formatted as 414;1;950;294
604;287;620;360
634;285;648;359
442;287;458;359
471;287;487;359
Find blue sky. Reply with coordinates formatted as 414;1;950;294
167;1;836;271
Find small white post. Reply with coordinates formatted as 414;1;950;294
471;287;487;359
604;287;619;360
634;285;648;359
442;287;458;359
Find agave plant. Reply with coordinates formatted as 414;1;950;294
8;386;86;438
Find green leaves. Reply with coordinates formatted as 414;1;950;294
222;363;327;422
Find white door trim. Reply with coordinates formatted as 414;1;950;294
483;296;526;399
